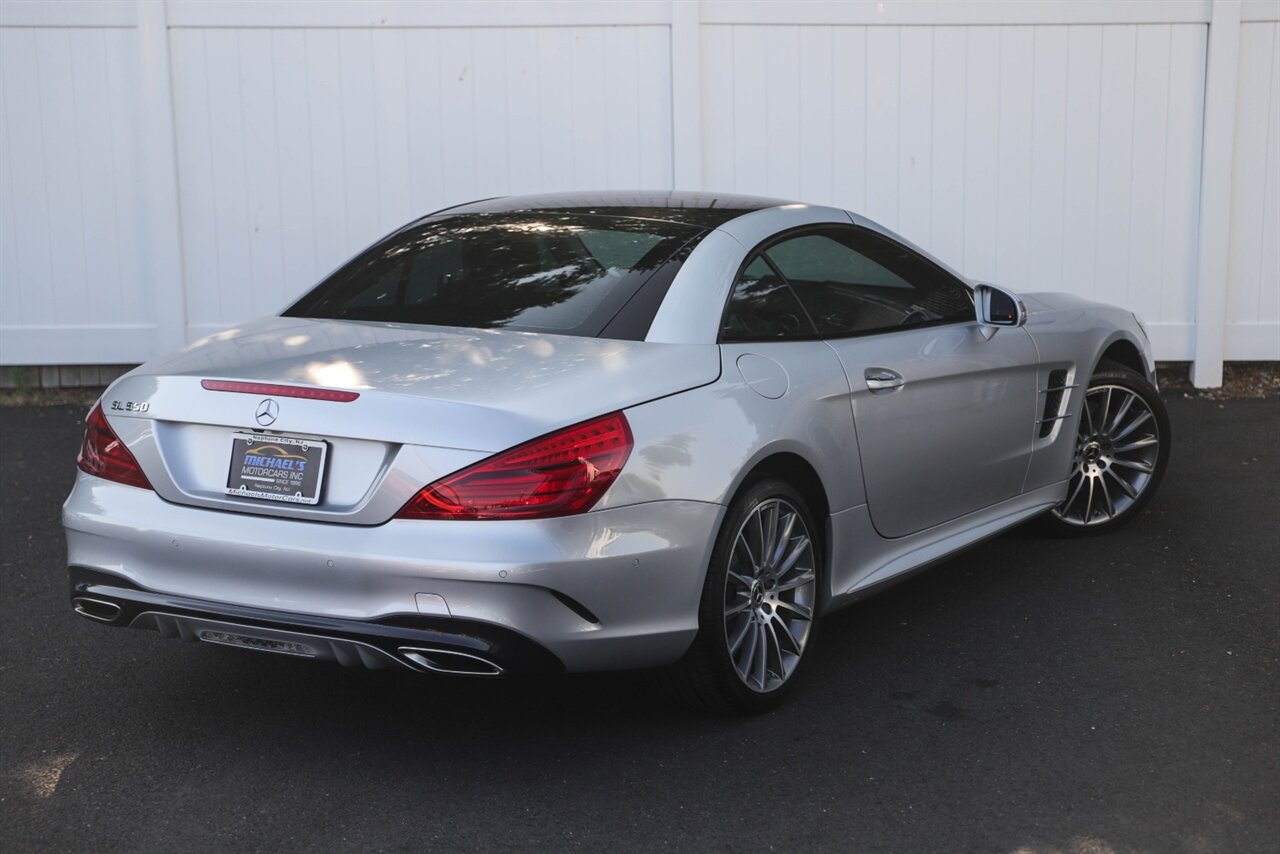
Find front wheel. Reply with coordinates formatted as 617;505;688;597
1043;359;1170;535
658;478;821;714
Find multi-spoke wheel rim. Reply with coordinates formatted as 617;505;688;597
723;498;816;693
1052;384;1161;527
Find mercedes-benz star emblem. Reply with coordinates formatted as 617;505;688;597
255;398;279;427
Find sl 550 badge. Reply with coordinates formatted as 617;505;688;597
109;400;150;413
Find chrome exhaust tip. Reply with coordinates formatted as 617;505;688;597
399;647;504;677
73;597;123;623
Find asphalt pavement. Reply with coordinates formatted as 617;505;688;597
1;396;1277;854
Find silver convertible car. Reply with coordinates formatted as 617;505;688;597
65;192;1169;712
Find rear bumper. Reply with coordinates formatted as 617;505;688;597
63;473;724;674
70;566;562;676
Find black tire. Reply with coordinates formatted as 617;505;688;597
1040;358;1171;536
657;477;822;714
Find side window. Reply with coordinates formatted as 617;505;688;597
720;255;817;342
763;227;972;337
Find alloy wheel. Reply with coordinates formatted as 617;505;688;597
1052;384;1161;527
722;498;817;693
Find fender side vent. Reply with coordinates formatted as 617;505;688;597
1039;369;1070;438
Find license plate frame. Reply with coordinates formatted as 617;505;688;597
225;432;328;505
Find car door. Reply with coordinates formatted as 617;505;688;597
757;225;1039;538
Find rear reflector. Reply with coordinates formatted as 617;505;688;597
77;404;153;490
396;412;633;520
200;379;360;402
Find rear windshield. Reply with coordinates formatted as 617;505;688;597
285;213;701;338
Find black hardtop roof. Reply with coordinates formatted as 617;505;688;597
428;191;796;229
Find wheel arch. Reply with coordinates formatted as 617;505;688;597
1096;336;1148;379
722;449;834;607
738;452;831;526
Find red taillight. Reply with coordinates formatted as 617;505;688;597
200;379;360;402
396;412;633;520
77;405;153;490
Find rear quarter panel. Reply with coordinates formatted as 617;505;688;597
601;341;865;515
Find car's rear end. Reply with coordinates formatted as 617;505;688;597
63;204;731;676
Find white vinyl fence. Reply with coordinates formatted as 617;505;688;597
1;0;1277;386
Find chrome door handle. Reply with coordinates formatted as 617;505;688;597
864;367;905;393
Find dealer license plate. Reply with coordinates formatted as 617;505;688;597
225;432;327;505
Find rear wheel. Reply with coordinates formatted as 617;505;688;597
659;478;820;714
1043;359;1170;535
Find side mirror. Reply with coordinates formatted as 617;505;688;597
975;284;1026;337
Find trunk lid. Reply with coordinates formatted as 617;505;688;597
101;318;720;523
